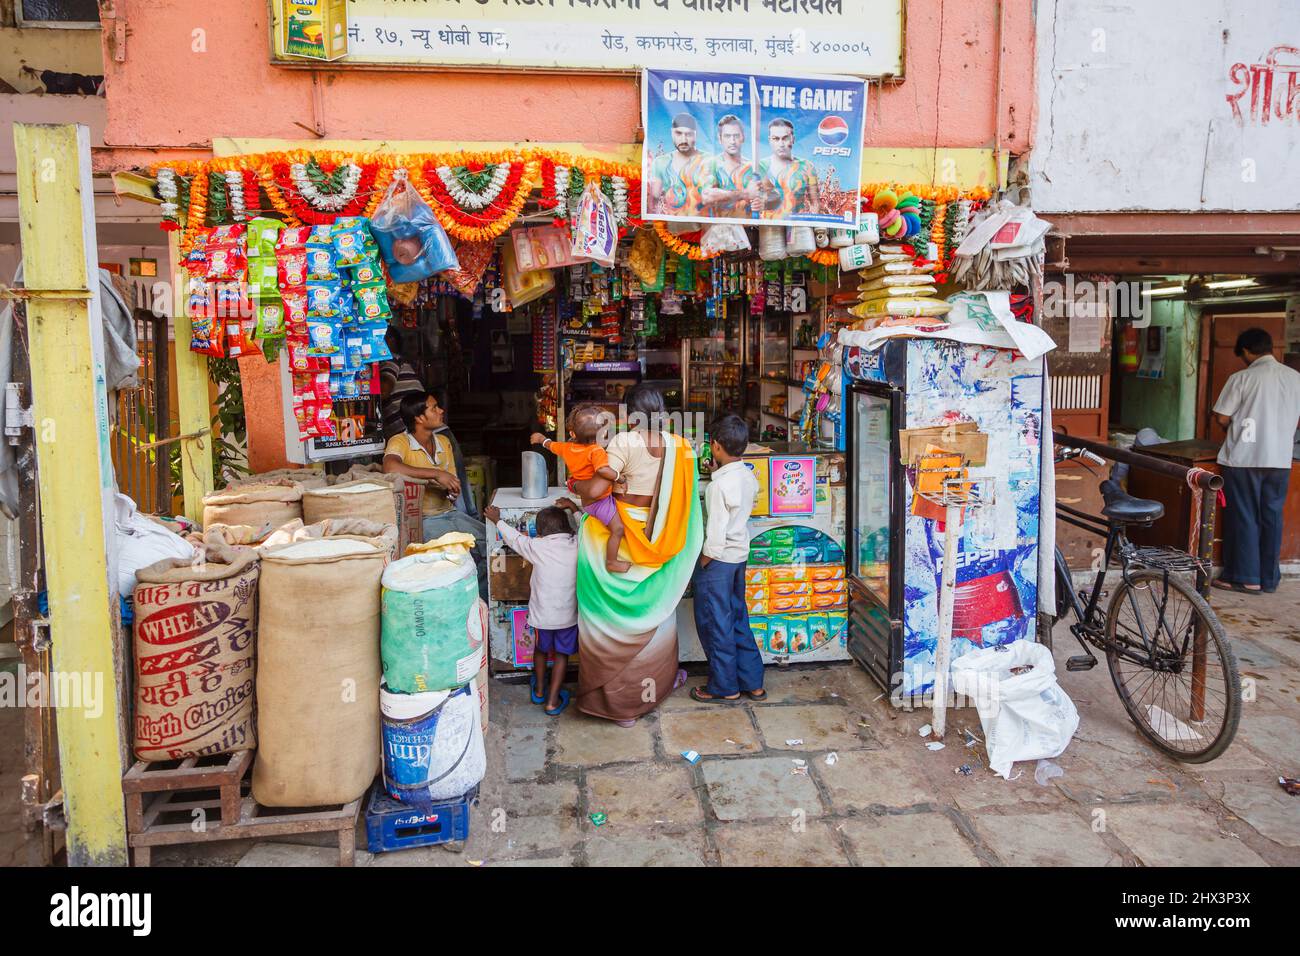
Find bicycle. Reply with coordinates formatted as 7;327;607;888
1051;443;1241;762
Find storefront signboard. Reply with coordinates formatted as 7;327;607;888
269;0;903;77
641;68;867;229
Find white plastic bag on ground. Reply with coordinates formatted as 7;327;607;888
115;493;195;597
949;639;1079;779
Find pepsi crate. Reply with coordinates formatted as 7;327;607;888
364;781;477;854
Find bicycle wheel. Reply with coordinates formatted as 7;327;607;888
1104;569;1241;762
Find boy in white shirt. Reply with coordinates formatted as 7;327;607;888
691;414;766;703
483;504;578;716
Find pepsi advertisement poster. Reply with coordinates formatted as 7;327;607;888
641;68;867;230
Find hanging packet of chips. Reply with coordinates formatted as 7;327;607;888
351;258;384;286
307;317;341;356
306;279;352;319
628;226;665;286
571;181;617;268
305;226;340;280
246;218;282;259
332;217;375;268
189;313;224;357
205;225;248;282
353;282;391;324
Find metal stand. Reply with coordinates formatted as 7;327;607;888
917;470;995;739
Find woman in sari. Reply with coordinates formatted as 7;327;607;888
570;385;702;725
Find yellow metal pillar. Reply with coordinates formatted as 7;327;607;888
167;230;214;522
13;123;128;865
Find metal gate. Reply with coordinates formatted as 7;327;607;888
111;304;172;514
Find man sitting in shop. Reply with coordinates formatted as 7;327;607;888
383;390;487;598
1211;327;1300;595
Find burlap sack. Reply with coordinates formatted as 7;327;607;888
229;468;329;491
203;481;303;533
329;466;427;552
132;545;259;762
303;479;398;529
252;525;396;807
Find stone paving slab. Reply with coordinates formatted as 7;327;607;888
553;711;656;766
974;810;1125;866
818;748;934;811
584;827;710;866
838;811;982;866
1216;779;1300;848
753;703;873;752
713;820;849;866
585;763;702;829
658;706;762;756
1101;804;1268;866
701;754;825;821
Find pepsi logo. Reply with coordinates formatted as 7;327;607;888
817;115;849;147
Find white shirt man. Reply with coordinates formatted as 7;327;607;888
1211;333;1300;594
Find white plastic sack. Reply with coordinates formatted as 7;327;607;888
381;680;486;805
949;639;1079;779
115;493;195;597
699;223;751;255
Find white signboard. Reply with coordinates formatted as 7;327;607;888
272;0;904;76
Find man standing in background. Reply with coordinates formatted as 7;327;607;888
1211;328;1300;595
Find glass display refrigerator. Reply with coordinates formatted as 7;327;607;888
843;338;1045;699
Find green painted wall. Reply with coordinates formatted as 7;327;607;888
1118;299;1201;440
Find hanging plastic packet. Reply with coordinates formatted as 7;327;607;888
353;282;391;324
205;226;248;282
276;225;312;253
699;223;751;256
306;279;352;319
331;217;374;268
757;226;786;261
248;256;280;300
189;313;224;357
785;226;817;257
366;324;393;363
351;258;384;286
254;299;285;339
185;230;211;270
282;291;309;333
571;180;617;268
246;217;283;259
305;226;340;280
307;317;341;356
279;250;309;289
186;276;213;317
370;172;459;282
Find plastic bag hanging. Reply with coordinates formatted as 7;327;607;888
571;180;618;268
699;224;751;256
369;170;459;282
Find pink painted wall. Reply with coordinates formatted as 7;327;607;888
98;0;1035;166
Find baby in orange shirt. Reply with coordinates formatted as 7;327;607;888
531;404;629;573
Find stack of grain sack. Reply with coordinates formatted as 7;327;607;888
378;532;488;809
200;469;327;549
252;519;398;807
849;244;952;324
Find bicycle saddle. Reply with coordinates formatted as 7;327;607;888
1099;478;1164;522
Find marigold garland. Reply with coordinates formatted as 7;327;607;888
180;172;208;256
652;221;719;262
808;248;840;267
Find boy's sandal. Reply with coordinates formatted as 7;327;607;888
545;688;571;717
529;674;547;705
743;688;768;701
690;686;741;703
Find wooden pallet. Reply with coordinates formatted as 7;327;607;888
123;752;361;867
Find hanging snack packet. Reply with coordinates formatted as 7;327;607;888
571;181;617;268
305;227;340;280
366;324;393;363
353;282;391;323
248;256;280;300
189;313;224;357
205;229;248;282
370;174;459;282
185;229;211;270
246;218;282;259
276;225;313;253
331;217;374;268
307;317;341;355
254;299;285;340
306;279;352;318
351;258;384;286
279;249;309;289
186;276;213;317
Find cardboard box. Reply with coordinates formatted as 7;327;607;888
282;0;349;61
899;422;988;467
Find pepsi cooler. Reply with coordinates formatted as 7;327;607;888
843;338;1044;698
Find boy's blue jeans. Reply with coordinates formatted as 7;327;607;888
692;557;764;698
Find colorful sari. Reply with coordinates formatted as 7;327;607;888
576;432;702;720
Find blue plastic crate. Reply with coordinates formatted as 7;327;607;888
364;781;477;854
